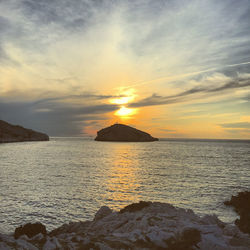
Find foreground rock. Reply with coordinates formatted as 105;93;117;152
95;124;159;142
14;223;47;239
0;120;49;143
224;191;250;234
1;201;250;249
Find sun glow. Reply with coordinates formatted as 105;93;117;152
110;88;138;119
110;96;133;105
110;88;137;105
115;106;137;117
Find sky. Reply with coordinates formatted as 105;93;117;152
0;0;250;139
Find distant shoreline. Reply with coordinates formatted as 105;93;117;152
48;136;250;142
159;138;250;142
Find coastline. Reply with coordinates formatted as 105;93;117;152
1;201;250;249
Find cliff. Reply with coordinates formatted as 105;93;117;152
0;120;49;143
95;124;158;142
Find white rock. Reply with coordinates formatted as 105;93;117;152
1;202;250;250
16;239;38;250
200;233;229;249
42;237;61;250
0;236;15;247
19;234;30;241
223;224;241;237
94;206;112;221
146;229;174;248
30;233;44;241
0;242;12;250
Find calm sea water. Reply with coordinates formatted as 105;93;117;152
0;138;249;233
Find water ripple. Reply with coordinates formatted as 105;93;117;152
0;138;249;233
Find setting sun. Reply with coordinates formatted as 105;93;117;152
115;106;137;117
1;1;250;248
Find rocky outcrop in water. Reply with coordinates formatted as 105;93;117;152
95;124;159;142
224;191;250;234
0;120;49;143
1;201;250;249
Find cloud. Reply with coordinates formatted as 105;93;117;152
0;0;250;138
121;0;250;75
129;75;250;108
0;0;114;68
0;93;119;136
225;129;250;135
1;0;249;71
1;0;250;88
19;0;108;29
159;128;176;133
220;122;250;129
0;16;18;63
32;93;124;105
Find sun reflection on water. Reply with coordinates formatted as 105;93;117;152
102;143;142;209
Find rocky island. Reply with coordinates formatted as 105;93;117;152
95;123;158;142
0;120;49;143
1;201;250;249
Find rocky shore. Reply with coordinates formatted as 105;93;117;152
0;120;49;143
224;191;250;234
1;201;250;250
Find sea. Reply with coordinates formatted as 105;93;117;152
0;137;249;233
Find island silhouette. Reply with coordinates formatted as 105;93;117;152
95;123;158;142
0;120;49;143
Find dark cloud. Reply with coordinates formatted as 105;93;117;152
123;0;250;74
0;12;29;65
128;93;177;107
0;0;113;64
1;0;250;71
0;16;14;63
0;96;119;136
129;77;250;108
225;129;250;134
33;93;123;105
19;0;111;31
208;79;250;92
0;46;9;63
220;122;250;129
21;0;85;28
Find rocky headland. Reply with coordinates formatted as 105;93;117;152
1;201;250;249
224;191;250;234
0;120;49;143
95;124;159;142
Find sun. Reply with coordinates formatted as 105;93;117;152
109;88;138;119
115;106;137;117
